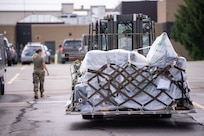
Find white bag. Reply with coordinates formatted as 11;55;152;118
147;32;178;68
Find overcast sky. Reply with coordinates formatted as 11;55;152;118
0;0;156;11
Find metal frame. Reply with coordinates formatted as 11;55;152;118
88;13;155;53
66;109;196;115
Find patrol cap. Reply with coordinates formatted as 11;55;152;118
35;48;42;53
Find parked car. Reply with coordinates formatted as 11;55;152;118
9;43;18;64
0;34;6;95
61;39;84;64
43;45;52;63
3;37;12;66
21;42;51;64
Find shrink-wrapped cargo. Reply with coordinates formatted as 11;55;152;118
67;32;193;113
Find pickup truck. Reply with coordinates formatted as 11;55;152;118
61;39;84;64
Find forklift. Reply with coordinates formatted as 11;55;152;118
82;13;155;55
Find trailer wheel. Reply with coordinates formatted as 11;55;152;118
8;60;12;66
61;58;66;64
0;77;5;95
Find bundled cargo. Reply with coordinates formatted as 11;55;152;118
66;32;194;114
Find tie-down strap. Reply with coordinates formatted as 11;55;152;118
76;64;188;111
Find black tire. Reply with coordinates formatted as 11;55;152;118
62;61;65;64
22;62;30;65
21;62;26;65
61;58;66;64
8;60;12;66
12;60;17;65
13;59;18;65
48;57;51;64
0;77;5;95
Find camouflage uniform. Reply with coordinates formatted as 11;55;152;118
33;54;45;93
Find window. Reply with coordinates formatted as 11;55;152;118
118;23;132;51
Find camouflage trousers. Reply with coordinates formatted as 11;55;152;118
33;70;45;92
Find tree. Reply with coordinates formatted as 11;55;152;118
171;0;204;60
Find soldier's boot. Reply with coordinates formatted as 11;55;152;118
40;92;44;98
34;91;38;99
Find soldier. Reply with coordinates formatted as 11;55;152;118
33;49;49;99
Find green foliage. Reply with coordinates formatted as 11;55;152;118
171;0;204;60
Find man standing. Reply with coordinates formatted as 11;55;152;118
33;49;49;99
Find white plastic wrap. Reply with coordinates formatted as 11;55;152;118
147;32;178;67
70;33;191;112
80;49;148;73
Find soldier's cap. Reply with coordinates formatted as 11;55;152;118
35;48;42;53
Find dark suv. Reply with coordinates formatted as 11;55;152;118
61;39;84;63
0;34;6;95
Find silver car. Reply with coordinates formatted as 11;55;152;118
21;42;51;64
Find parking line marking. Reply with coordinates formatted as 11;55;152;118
193;101;204;110
7;73;20;84
21;66;27;70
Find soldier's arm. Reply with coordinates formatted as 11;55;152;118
43;62;49;76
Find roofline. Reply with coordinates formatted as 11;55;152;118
17;22;64;25
74;9;90;11
90;5;106;8
62;3;74;5
0;10;61;12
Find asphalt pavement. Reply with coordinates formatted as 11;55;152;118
0;62;204;136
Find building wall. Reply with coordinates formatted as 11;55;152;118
0;23;191;60
0;11;61;25
121;1;158;22
157;0;166;23
158;0;184;23
62;3;74;14
157;0;190;60
31;24;89;49
0;24;89;52
166;0;184;22
0;25;16;45
155;23;164;36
